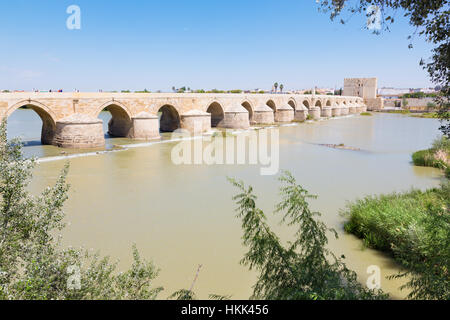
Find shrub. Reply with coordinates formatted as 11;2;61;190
360;112;372;116
412;149;440;167
343;184;450;300
0;120;165;300
228;172;387;300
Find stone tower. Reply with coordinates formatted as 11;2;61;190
343;78;383;110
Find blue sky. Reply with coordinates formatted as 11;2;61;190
0;0;435;92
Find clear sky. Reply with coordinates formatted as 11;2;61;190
0;0;435;92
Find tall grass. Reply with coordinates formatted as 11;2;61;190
342;183;450;299
412;136;449;169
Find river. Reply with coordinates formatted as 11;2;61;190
7;109;444;299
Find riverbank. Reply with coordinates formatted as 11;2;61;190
412;136;450;178
342;136;450;299
342;182;449;299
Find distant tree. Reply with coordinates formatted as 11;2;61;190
274;82;279;93
280;84;284;93
172;86;176;92
318;0;449;137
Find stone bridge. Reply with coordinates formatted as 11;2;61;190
0;92;366;148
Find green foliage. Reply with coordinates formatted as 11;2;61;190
412;136;449;170
228;172;387;300
402;97;409;107
121;90;131;93
389;109;411;114
168;289;197;300
412;149;440;168
229;90;243;94
402;92;438;99
0;120;163;300
343;183;450;300
360;112;372;116
411;112;439;119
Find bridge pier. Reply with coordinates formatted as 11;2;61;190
53;114;105;149
331;107;341;117
180;110;211;134
349;105;357;114
252;104;274;124
308;107;321;120
340;106;349;116
294;109;308;122
275;105;294;122
218;105;250;129
129;112;160;140
321;107;332;118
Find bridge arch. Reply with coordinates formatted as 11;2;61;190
241;100;254;123
96;100;133;137
266;100;276;113
6;100;57;145
326;100;332;107
158;104;181;132
315;100;322;109
206;101;225;128
302;99;310;109
288;99;296;111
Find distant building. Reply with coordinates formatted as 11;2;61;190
343;78;377;99
343;78;383;110
378;87;410;97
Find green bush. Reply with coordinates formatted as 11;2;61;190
360;112;372;116
343;184;450;299
412;149;440;167
412;136;449;170
431;135;450;151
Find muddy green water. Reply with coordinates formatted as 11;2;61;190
7;110;444;299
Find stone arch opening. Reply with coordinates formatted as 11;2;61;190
6;102;56;145
100;104;133;137
315;100;322;109
241;101;253;123
302;100;310;109
158;105;180;132
288;100;296;111
326;100;332;107
266;100;276;113
207;102;225;127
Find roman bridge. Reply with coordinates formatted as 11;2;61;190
0;92;366;149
